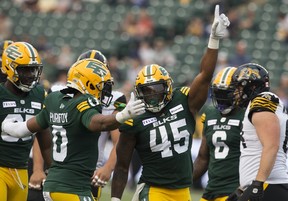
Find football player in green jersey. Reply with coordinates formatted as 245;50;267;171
1;58;145;201
193;67;245;201
77;49;127;201
111;5;230;201
0;41;52;201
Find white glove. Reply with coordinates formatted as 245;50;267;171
115;92;145;123
208;5;230;49
91;175;107;188
111;198;121;201
1;118;33;138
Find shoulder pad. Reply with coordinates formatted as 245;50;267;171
77;97;100;112
250;92;279;113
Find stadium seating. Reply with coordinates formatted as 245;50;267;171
1;0;287;88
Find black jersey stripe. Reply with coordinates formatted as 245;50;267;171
250;97;277;113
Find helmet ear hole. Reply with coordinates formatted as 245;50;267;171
90;85;95;90
87;82;95;90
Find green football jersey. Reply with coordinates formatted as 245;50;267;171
120;87;195;189
201;106;244;199
0;84;46;168
36;91;102;196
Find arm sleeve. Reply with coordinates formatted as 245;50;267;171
248;93;279;122
81;108;100;129
35;107;50;129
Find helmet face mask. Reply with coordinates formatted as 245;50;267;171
135;64;173;113
2;42;43;92
100;80;114;107
231;63;269;108
211;67;237;114
211;88;235;114
136;81;168;112
15;65;43;91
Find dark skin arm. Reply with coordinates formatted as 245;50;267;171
88;113;121;132
27;111;121;134
192;134;209;182
29;137;46;189
91;110;121;184
35;128;52;168
111;131;136;199
188;48;218;115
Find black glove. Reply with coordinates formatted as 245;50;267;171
238;180;264;201
226;188;243;201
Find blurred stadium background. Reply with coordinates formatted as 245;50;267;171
1;0;288;200
1;0;288;91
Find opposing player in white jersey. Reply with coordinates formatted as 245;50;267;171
227;63;288;201
77;50;127;201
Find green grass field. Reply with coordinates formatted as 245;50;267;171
100;184;204;201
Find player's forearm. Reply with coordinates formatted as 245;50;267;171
105;147;117;172
111;168;129;199
90;114;121;132
256;146;278;182
36;131;52;168
32;138;45;172
199;48;218;82
193;157;209;182
2;120;33;137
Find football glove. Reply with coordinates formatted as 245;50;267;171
115;92;145;123
238;180;264;201
91;175;108;188
208;5;230;49
1;118;33;138
226;187;243;201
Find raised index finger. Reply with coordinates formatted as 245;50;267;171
130;91;135;101
214;5;219;18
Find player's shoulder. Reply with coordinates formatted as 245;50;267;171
113;90;127;109
0;83;8;96
120;111;153;132
45;90;62;100
253;92;279;103
112;90;125;101
31;84;46;95
76;93;102;112
251;92;280;107
249;92;280;114
200;105;216;123
174;86;190;97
